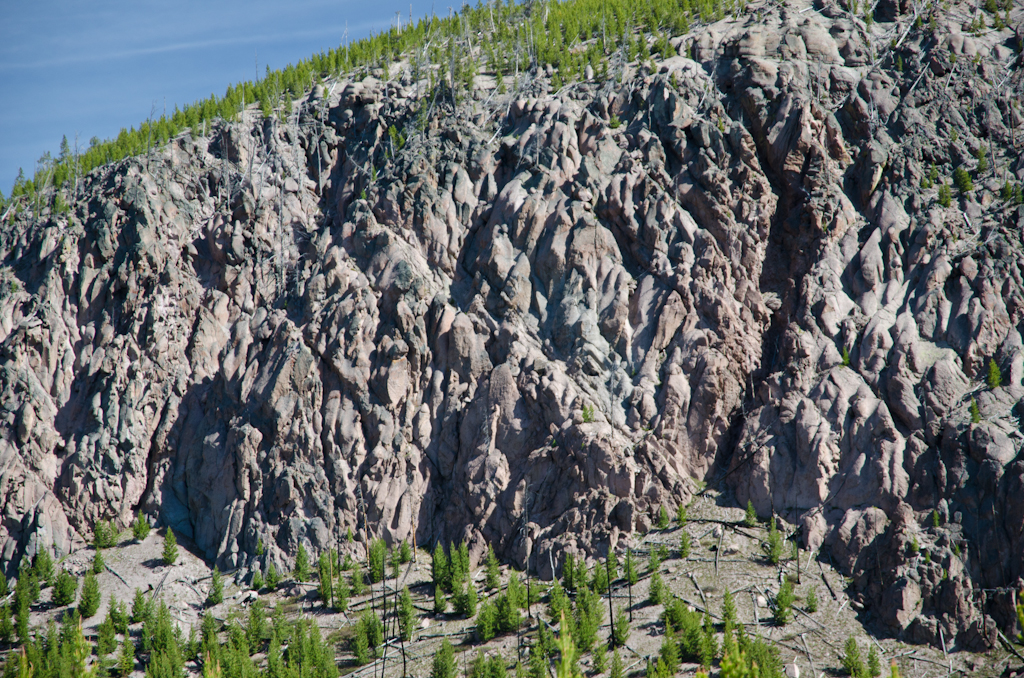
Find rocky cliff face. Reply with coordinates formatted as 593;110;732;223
1;0;1022;651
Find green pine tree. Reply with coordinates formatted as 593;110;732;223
953;167;973;193
970;398;981;424
610;649;624;678
432;639;458;678
648;569;665;606
773;579;794;625
266;562;282;589
132;511;151;541
79;572;101;617
433;542;450;591
163;529;179;565
842;637;865;678
624;550;638;586
0;604;12;643
335;568;349;610
53;569;78;607
294;544;310;581
98;613;118;655
117;636;136;676
434;582;448;614
33;549;54;584
486;544;501;589
657;506;670;530
593;642;608;673
399;586;415;641
207;567;224;607
744;500;757;527
938;183;952;207
368;539;387;583
868;646;882;677
767;519;784;565
351;568;366;596
353;621;371;664
806;587;819;613
131;588;148;623
987;358;1002;388
613;609;630;646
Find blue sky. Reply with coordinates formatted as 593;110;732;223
0;0;438;194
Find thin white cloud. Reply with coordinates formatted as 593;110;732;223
0;18;387;72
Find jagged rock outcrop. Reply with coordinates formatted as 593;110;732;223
0;0;1022;652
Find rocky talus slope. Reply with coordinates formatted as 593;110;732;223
1;0;1022;652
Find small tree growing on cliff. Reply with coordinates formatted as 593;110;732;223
485;545;501;589
163;529;178;566
969;398;981;424
266;564;281;590
132;511;150;541
953;167;973;194
987;358;1002;389
294;545;310;581
657;506;670;530
766;519;784;565
207;567;224;607
744;501;757;527
937;183;952;207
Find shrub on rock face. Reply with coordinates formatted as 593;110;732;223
987;358;1002;389
953;167;973;193
937;183;951;206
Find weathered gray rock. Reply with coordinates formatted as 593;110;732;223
0;0;1023;652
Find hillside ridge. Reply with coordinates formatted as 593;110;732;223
0;0;1023;669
